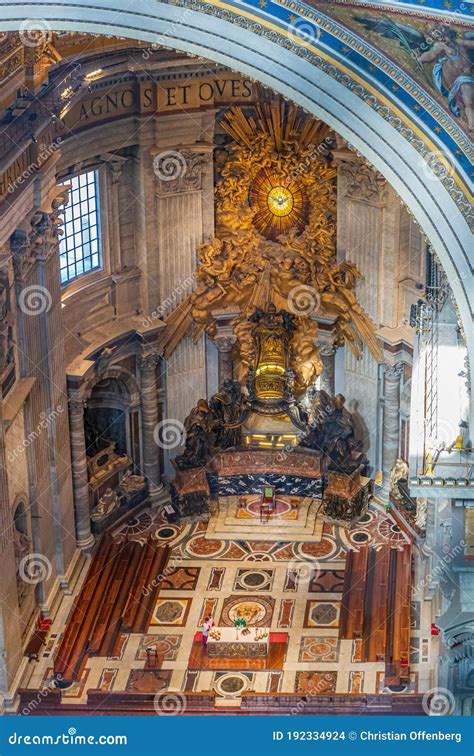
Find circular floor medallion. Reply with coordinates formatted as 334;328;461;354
186;535;227;558
239;570;271;589
221;595;274;627
156;527;176;540
214;673;249;698
352;531;370;543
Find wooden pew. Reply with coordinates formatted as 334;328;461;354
54;536;170;682
54;535;115;681
339;546;368;640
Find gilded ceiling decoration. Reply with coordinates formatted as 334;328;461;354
160;98;382;397
249;169;307;241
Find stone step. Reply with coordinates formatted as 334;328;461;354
206;497;324;542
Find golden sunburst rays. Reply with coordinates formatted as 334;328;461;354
219;98;333;242
249;168;308;240
220;97;331;153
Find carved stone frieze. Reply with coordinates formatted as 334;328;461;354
338;159;387;204
153;149;210;195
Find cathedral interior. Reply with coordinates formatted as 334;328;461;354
0;0;472;717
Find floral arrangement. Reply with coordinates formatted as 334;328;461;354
209;629;221;641
255;630;268;642
234;618;247;629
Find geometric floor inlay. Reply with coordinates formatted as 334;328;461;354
299;636;340;662
309;569;345;593
233;568;274;591
151;598;192;626
159;567;200;590
295;671;338;694
125;669;172;692
135;634;182;661
303;600;340;628
24;502;437;705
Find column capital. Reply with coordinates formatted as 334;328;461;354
385;362;404;380
152;148;211;196
336;154;388;205
11;189;69;280
139;351;161;370
214;335;237;353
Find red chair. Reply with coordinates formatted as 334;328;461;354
260;485;276;522
36;612;52;631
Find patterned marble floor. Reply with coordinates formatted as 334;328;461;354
23;499;439;706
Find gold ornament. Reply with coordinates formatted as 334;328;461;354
160;98;382;395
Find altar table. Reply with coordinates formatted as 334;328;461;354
207;626;270;658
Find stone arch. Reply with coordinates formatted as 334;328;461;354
83;364;140;407
0;1;472;421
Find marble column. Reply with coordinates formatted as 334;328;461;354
0;270;10;552
319;345;336;395
139;352;168;507
381;363;403;498
215;336;236;386
68;398;94;551
0;380;10;555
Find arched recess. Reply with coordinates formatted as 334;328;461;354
83;365;140;407
82;364;142;471
1;1;472;416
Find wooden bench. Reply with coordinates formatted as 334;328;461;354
339;543;412;686
54;535;169;683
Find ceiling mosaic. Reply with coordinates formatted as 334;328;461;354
316;1;473;135
168;0;471;221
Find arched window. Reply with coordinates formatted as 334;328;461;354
59;170;102;284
